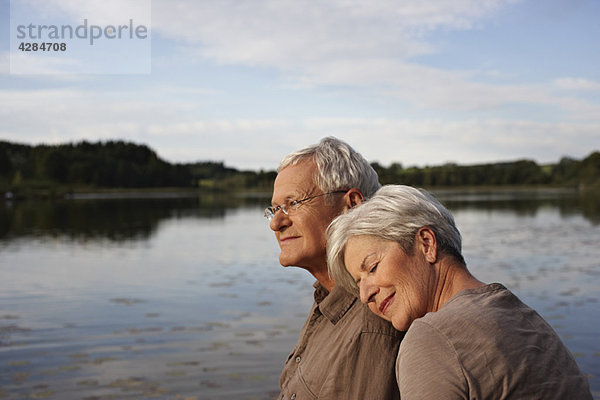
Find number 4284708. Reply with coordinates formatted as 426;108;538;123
18;42;66;51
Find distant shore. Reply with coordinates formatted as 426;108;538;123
4;183;597;202
2;139;598;200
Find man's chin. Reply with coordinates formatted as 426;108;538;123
278;257;295;267
278;254;302;268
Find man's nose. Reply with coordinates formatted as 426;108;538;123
269;208;290;232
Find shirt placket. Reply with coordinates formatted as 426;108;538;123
279;305;323;400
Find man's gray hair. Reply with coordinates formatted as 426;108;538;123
327;185;464;295
278;136;381;199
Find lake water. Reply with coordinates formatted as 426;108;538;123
0;189;599;399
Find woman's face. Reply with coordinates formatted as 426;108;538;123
344;235;435;331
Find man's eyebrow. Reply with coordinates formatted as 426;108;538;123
272;190;312;206
271;195;294;207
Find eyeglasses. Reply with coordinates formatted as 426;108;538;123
264;190;347;221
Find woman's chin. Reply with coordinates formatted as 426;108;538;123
390;315;411;331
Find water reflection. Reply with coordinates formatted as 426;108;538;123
0;193;271;241
434;188;600;224
1;189;599;243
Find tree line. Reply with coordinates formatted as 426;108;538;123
0;140;598;196
0;140;276;195
372;153;600;187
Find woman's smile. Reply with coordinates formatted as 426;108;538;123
379;293;395;315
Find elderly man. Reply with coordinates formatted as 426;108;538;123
265;137;403;399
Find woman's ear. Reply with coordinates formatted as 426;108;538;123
416;227;438;264
344;188;365;210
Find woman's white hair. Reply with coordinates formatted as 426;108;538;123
278;136;380;199
327;185;464;295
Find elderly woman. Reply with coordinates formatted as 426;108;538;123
327;185;592;399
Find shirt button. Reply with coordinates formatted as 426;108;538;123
295;356;301;363
291;394;296;400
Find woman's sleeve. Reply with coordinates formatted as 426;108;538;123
396;320;468;400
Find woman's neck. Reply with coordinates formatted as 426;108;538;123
431;258;485;312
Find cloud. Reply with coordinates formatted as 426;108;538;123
152;0;517;60
150;0;519;68
0;87;181;144
0;51;8;74
8;52;83;74
10;0;594;117
146;119;289;137
15;0;151;25
2;84;594;169
554;77;600;91
299;117;600;167
163;117;599;169
145;0;598;119
0;85;291;167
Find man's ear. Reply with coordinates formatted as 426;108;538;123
344;188;365;210
416;227;438;264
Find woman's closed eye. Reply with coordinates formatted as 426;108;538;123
369;263;379;274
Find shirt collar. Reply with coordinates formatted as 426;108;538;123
313;281;357;325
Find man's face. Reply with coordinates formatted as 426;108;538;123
270;160;345;270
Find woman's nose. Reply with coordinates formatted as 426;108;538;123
359;280;378;304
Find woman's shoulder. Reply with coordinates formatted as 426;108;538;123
401;284;592;400
408;283;530;344
429;282;520;320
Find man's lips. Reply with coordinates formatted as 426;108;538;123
279;236;299;244
379;293;395;315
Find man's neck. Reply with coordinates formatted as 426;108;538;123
314;271;335;292
305;263;336;292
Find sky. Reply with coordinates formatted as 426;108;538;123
0;0;599;170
